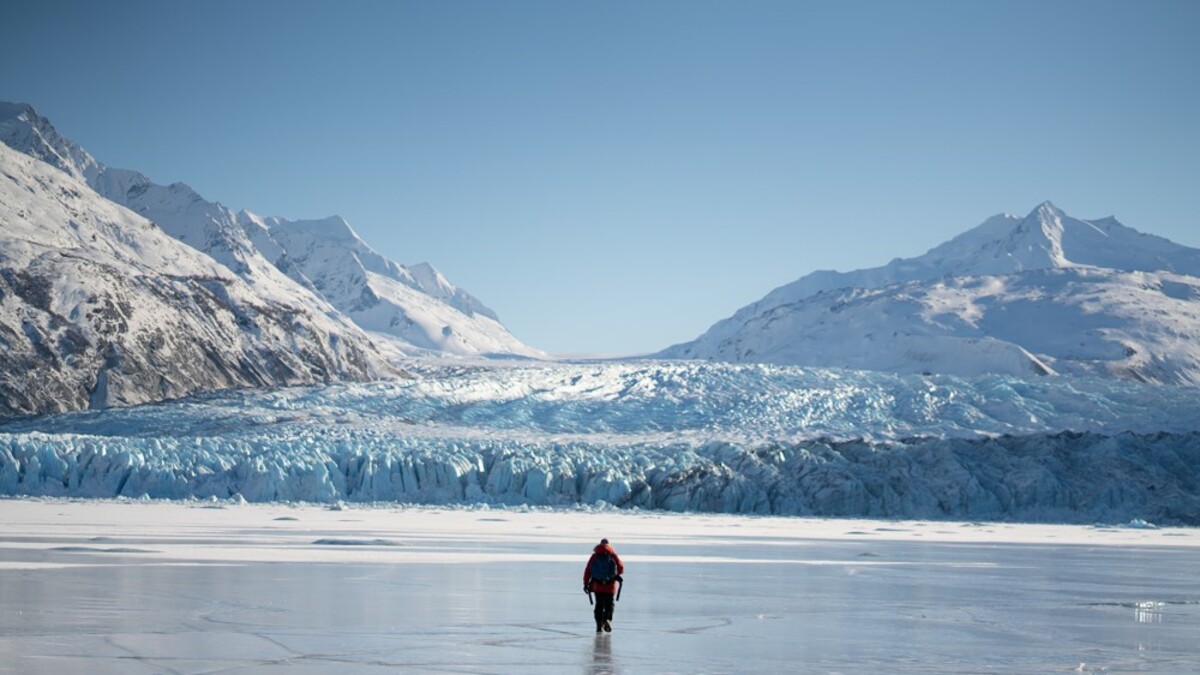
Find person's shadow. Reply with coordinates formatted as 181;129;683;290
587;633;620;675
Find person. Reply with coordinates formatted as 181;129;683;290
583;537;624;633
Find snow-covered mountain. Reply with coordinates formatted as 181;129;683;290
238;212;545;358
0;102;540;360
663;202;1200;384
0;142;393;416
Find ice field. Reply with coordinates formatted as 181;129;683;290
0;500;1198;674
2;362;1199;524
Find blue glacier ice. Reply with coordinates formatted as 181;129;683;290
2;361;1199;523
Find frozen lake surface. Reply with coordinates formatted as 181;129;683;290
1;500;1198;674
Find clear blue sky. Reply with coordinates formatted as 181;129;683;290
3;0;1198;355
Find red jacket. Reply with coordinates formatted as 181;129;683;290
584;543;624;594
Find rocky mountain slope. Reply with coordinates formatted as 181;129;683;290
0;143;394;415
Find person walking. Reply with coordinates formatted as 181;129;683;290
584;538;624;633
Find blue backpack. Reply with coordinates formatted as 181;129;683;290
589;552;618;584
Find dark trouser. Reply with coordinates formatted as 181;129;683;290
593;592;614;628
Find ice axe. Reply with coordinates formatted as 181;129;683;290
615;574;624;602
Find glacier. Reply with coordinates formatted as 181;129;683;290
2;361;1198;524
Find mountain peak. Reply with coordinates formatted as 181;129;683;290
0;101;38;120
1026;200;1066;227
1032;199;1060;214
273;214;359;242
1009;201;1070;267
0;101;101;183
408;261;440;277
237;209;288;231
